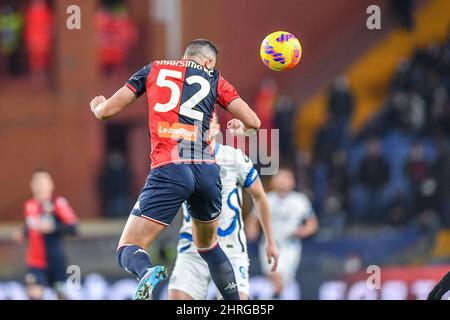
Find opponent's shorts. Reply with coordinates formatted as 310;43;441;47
131;163;222;226
168;252;250;300
25;266;67;289
260;244;301;285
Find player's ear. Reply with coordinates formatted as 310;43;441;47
205;58;215;69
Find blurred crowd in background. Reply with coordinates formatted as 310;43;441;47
312;30;450;235
1;0;449;234
2;0;450;300
0;0;137;80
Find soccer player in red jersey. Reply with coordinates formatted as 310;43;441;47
90;39;261;300
19;169;79;300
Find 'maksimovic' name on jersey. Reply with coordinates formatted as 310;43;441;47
154;60;215;77
177;144;258;256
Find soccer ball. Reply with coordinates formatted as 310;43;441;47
260;31;302;71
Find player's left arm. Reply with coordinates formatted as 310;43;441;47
216;75;260;135
90;64;151;120
90;86;137;120
246;178;279;272
53;197;79;236
294;214;319;239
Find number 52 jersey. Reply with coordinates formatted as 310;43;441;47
126;59;241;169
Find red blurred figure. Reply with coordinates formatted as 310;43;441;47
96;7;137;75
24;0;53;79
254;79;278;130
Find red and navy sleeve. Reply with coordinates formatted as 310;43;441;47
217;74;240;109
126;64;152;98
54;197;79;236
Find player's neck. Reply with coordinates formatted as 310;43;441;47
34;195;53;202
276;190;290;198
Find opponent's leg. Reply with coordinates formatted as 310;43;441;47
192;219;240;300
168;244;212;300
270;272;284;299
116;215;167;300
168;289;195;300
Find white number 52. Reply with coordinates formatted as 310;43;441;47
154;69;210;121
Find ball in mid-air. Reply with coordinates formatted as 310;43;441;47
260;31;302;71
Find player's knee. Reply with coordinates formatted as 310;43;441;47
27;284;44;300
193;223;218;248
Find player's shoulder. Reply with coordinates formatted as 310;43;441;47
24;199;39;213
54;196;70;206
289;191;308;198
289;191;311;203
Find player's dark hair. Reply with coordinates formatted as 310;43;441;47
185;39;218;59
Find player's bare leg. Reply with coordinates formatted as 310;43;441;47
116;215;168;300
26;283;44;300
269;272;284;299
118;215;165;248
192;219;240;300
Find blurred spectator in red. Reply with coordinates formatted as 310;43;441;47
254;79;277;130
0;5;24;77
96;5;137;75
24;0;53;80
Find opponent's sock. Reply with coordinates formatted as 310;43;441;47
116;245;153;279
198;242;240;300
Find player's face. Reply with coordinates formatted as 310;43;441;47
271;169;295;194
30;172;54;200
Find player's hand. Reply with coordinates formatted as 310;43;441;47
295;227;310;239
227;119;245;136
34;219;55;234
11;228;24;243
90;95;106;117
265;240;279;272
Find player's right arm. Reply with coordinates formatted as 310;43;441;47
90;87;137;120
90;64;151;120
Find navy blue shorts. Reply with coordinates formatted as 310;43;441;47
131;163;222;226
25;266;67;288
